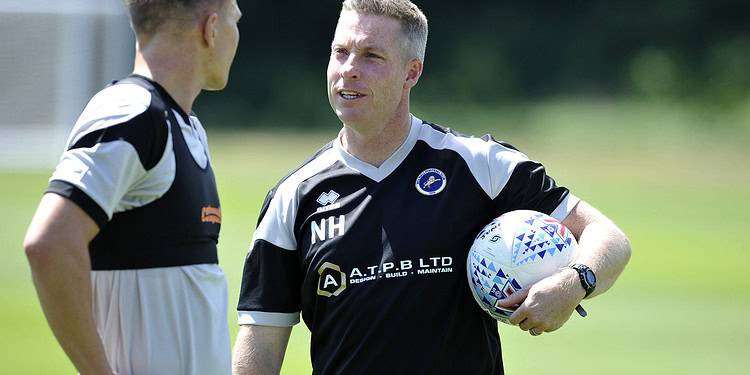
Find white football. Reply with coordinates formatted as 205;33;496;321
467;210;578;323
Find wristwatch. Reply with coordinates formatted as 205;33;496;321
570;264;596;298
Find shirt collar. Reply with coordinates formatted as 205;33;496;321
333;115;422;182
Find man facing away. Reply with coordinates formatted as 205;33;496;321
233;1;631;374
23;1;242;374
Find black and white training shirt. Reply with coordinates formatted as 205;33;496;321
47;75;221;270
45;75;231;374
238;116;579;375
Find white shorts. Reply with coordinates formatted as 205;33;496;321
91;264;231;375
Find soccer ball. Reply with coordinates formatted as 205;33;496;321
467;210;578;324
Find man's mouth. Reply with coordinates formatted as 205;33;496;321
338;90;366;100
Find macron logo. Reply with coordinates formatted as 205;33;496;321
316;190;340;206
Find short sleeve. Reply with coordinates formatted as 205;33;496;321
45;83;170;228
237;188;302;327
47;142;149;228
485;136;579;221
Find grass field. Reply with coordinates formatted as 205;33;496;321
1;102;748;374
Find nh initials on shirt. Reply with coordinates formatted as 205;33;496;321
311;215;346;244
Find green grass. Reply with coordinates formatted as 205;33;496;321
1;103;749;374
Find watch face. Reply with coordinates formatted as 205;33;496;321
584;270;597;286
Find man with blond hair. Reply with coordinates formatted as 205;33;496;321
233;1;630;374
24;0;242;374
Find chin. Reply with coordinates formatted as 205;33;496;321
204;73;229;91
204;80;228;91
334;108;367;125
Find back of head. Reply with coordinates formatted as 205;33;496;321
341;0;428;62
124;0;226;39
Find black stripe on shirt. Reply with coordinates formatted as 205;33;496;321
46;180;108;229
238;239;302;314
493;160;570;215
68;108;168;171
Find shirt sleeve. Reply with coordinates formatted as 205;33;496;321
45;83;169;228
237;188;303;327
47;142;149;228
484;135;579;221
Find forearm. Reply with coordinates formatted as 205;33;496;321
233;325;291;375
28;245;111;374
573;217;631;298
501;201;631;332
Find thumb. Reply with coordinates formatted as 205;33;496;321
496;287;529;308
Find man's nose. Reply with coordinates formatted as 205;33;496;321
340;55;360;80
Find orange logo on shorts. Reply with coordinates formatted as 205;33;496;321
201;206;222;224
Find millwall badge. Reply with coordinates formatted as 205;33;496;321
416;168;447;196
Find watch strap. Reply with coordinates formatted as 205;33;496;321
571;263;596;298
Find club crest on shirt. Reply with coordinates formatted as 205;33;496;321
415;168;447;196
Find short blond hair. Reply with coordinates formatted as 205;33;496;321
341;0;428;61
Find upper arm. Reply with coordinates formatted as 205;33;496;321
560;200;593;239
236;325;292;354
24;194;100;258
237;188;303;327
233;325;292;375
561;199;622;240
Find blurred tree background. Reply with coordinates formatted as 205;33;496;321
197;0;750;129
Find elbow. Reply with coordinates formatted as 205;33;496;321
598;218;631;268
23;235;55;267
624;235;632;265
614;226;632;266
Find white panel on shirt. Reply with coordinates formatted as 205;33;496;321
237;311;301;327
49;83;176;219
417;119;578;221
251;148;340;251
174;110;211;169
191;115;212;161
92;264;231;374
66;83;151;147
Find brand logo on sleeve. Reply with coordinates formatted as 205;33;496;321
415;168;447;196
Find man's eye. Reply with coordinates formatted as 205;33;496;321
367;53;382;59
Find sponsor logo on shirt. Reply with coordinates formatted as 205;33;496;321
415;168;447;196
315;257;455;298
317;262;347;297
201;205;222;224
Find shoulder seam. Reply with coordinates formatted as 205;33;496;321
251;142;337;249
417;122;528;200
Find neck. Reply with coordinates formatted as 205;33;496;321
132;35;204;115
340;102;412;167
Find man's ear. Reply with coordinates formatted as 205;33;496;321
202;12;220;47
404;58;424;89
